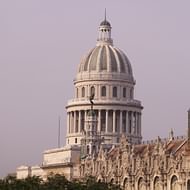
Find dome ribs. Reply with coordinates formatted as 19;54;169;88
108;46;118;72
99;46;107;71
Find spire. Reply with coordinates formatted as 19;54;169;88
105;8;107;21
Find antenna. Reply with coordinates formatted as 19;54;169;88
58;116;61;148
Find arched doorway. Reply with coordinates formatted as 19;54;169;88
138;177;146;190
171;175;179;190
154;176;162;190
187;180;190;190
123;178;128;190
110;178;114;184
98;179;101;183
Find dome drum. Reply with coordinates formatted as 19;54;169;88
75;72;135;84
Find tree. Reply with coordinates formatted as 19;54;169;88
1;174;121;190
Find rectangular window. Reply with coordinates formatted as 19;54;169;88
113;87;117;97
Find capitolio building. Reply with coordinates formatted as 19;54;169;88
17;16;190;190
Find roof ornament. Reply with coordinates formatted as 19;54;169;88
89;93;95;110
169;128;174;141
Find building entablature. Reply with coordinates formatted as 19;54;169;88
66;99;142;109
75;73;135;84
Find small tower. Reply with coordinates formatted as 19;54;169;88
80;96;101;158
169;128;174;141
85;109;98;155
81;110;101;158
97;10;113;45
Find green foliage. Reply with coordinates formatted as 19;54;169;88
0;174;121;190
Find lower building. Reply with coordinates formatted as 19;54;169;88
17;110;190;190
17;145;81;180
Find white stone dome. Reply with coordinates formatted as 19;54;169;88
66;17;143;147
75;19;135;83
77;44;134;81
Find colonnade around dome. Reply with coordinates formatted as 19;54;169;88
66;109;142;145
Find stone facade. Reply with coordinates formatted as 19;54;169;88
17;145;81;180
80;134;190;190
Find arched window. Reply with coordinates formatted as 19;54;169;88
90;86;95;96
101;86;106;97
110;178;114;184
138;177;146;190
87;145;89;154
123;87;126;98
123;178;128;190
171;176;179;190
113;86;117;97
154;176;161;190
82;87;85;97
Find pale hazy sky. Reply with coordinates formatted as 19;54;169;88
0;0;190;177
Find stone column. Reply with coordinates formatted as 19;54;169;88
79;110;81;133
70;112;74;133
130;111;134;134
126;111;128;134
84;110;87;131
132;112;135;134
69;112;72;133
128;111;131;134
98;110;101;132
98;84;100;99
113;110;116;133
120;110;122;133
106;110;108;133
139;113;142;136
135;112;137;135
74;111;76;133
137;112;139;135
67;112;69;134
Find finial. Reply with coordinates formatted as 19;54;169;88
104;8;107;21
169;128;174;140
